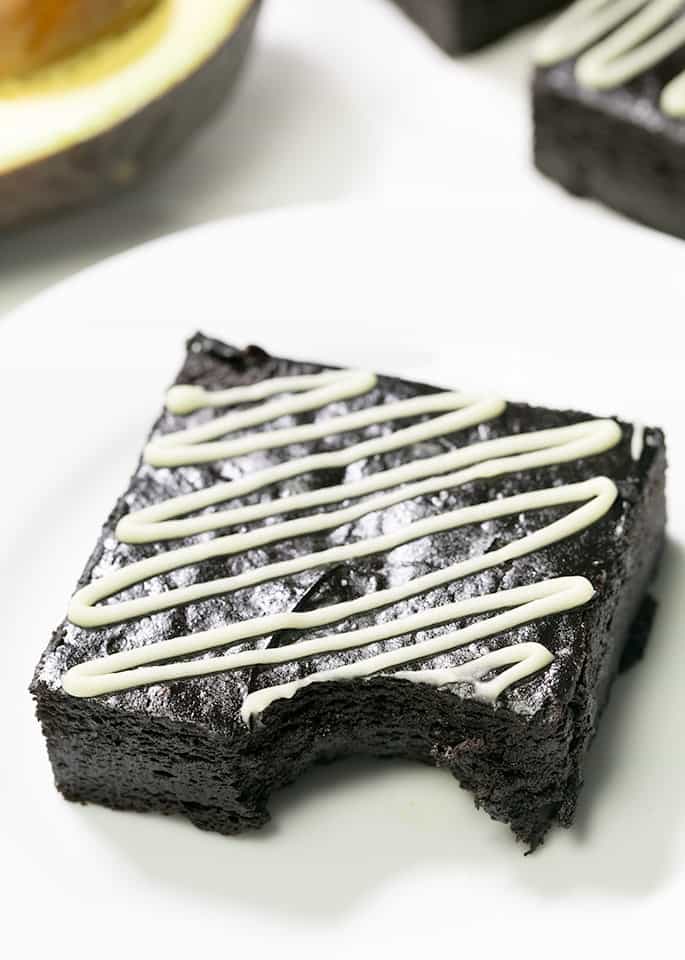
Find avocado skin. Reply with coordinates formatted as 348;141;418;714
0;0;261;230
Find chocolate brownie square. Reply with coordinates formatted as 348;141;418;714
31;333;666;849
533;1;685;239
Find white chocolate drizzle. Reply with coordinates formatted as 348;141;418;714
631;421;645;460
62;369;623;725
535;0;685;118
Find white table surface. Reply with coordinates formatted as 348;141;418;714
1;0;577;320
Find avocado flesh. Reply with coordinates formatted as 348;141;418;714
0;0;159;80
0;0;260;228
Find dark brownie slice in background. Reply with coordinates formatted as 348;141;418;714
31;333;666;850
390;0;567;53
533;4;685;239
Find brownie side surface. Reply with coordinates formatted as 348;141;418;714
391;0;567;53
31;333;667;848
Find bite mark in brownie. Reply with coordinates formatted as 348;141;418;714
31;333;667;850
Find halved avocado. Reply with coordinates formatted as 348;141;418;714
0;0;261;228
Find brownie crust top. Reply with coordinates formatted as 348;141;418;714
34;333;664;733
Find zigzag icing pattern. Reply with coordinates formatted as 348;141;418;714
535;0;685;118
63;369;621;725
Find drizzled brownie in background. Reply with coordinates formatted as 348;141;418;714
533;0;685;239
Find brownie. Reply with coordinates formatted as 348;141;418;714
31;333;666;850
390;0;567;53
533;4;685;239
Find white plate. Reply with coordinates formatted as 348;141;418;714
1;203;682;958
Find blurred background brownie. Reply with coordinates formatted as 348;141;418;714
390;0;567;52
533;0;685;239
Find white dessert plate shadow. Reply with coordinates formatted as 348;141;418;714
0;200;682;958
